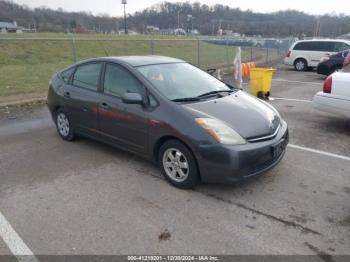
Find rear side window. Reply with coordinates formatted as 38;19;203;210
293;41;334;52
73;63;102;91
293;42;313;51
61;67;75;84
313;42;333;52
103;63;144;97
294;41;324;51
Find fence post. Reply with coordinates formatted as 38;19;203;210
266;47;269;65
197;37;200;68
70;33;77;62
150;39;154;55
250;47;253;61
225;38;229;66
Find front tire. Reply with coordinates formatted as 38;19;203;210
55;109;75;141
158;140;199;189
294;59;307;71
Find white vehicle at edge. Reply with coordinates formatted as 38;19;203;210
313;52;350;117
284;39;350;71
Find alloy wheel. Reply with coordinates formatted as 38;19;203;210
295;61;306;71
162;148;189;182
57;113;70;137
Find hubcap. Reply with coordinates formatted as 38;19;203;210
57;113;70;137
296;61;305;71
163;148;189;182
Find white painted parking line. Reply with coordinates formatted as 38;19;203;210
270;97;313;103
273;79;321;85
0;212;38;262
288;144;350;161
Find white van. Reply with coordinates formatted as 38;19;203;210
284;39;350;71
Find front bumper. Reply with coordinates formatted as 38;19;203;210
196;120;289;184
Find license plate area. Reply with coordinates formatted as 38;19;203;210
271;138;287;158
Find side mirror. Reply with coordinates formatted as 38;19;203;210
121;92;144;105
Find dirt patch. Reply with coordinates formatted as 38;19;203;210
343;187;350;195
339;216;350;227
158;229;171;242
0;94;46;111
325;191;336;196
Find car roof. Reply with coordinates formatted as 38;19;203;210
78;56;185;67
294;39;350;44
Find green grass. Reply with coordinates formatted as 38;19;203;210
0;32;193;40
0;33;271;98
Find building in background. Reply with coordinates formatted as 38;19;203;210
146;25;160;34
159;28;187;36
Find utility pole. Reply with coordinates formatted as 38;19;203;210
122;0;128;34
177;11;180;29
187;14;193;33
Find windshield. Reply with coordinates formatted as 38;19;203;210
136;63;231;100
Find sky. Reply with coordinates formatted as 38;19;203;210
12;0;350;17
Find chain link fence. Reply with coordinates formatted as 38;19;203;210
0;35;295;98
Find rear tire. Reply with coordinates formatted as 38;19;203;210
55;109;75;141
294;59;307;71
158;140;199;189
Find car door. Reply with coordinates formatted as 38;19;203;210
63;62;102;133
98;62;149;155
308;41;327;67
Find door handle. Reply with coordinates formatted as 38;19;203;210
100;102;110;110
63;92;71;99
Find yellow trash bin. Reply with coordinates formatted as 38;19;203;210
249;68;276;98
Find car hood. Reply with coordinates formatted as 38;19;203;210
183;91;280;139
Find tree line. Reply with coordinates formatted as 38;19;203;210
1;0;349;37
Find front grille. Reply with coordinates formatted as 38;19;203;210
247;124;281;143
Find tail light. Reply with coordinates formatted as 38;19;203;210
286;50;291;58
323;76;332;93
344;52;350;67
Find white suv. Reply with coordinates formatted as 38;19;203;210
284;39;350;71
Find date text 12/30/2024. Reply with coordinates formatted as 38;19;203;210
128;256;219;261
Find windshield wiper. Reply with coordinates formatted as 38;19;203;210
172;90;235;102
172;97;201;102
197;90;234;98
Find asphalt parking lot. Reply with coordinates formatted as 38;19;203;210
0;68;349;260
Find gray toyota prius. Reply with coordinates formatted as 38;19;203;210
47;56;288;189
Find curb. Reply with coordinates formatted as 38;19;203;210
0;97;47;109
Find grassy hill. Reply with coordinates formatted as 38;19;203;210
0;33;274;99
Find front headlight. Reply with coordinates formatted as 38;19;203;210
195;118;246;145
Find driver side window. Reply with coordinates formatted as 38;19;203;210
103;63;144;97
